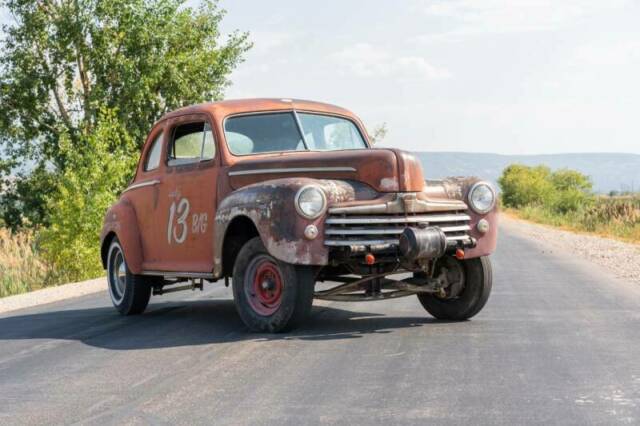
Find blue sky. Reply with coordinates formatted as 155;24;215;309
4;1;640;154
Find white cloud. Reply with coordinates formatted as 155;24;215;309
330;43;450;80
573;40;640;66
249;31;295;56
420;0;631;36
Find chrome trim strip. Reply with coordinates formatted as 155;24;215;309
445;235;473;241
328;199;467;215
325;235;472;247
141;270;215;279
325;214;471;225
229;167;356;177
122;179;160;193
325;239;399;247
325;225;471;235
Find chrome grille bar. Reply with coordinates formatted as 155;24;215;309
324;205;472;249
325;224;471;236
324;235;473;247
325;213;470;225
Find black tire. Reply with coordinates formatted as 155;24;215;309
107;238;152;315
418;256;492;321
232;237;315;333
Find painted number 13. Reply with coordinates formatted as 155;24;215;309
167;198;190;244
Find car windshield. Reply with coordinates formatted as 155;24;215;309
224;112;367;155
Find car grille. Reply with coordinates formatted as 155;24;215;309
324;211;472;248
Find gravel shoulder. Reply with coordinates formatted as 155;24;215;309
501;214;640;285
0;277;105;314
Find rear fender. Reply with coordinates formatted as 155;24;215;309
100;199;144;274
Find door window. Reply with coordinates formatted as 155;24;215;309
168;121;216;166
144;132;163;171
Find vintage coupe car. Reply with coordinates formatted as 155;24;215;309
100;99;498;332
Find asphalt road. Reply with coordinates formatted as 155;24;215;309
1;225;639;425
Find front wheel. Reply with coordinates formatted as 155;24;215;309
107;238;152;315
232;237;315;333
417;256;492;321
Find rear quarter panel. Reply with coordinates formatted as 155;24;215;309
100;198;144;274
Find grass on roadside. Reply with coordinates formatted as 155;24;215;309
505;196;640;243
0;228;56;298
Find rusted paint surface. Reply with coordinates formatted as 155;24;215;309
101;98;498;278
423;176;499;258
465;208;499;258
100;198;144;274
213;178;375;277
388;148;426;192
227;149;402;193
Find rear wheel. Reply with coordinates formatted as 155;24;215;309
107;238;152;315
417;256;492;320
232;237;315;332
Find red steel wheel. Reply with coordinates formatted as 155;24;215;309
245;256;284;316
232;237;315;332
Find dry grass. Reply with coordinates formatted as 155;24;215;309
506;196;640;244
0;228;52;298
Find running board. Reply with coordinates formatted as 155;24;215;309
142;270;215;280
152;278;205;296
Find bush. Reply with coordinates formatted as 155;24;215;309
499;165;593;213
500;164;640;242
37;109;137;283
498;164;555;208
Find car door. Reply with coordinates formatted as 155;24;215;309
128;123;168;267
149;113;219;273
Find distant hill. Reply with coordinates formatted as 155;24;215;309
414;152;640;194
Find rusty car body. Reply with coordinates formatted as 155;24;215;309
100;99;498;332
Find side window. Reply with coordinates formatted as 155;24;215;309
323;122;361;150
168;121;216;166
202;122;216;160
144;132;163;171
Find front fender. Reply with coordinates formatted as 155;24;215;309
426;177;499;258
214;178;376;277
100;198;144;274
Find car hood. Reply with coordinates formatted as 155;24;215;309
227;148;426;193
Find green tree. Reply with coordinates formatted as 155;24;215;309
498;164;554;208
549;169;593;213
37;109;135;281
0;0;251;228
498;164;593;214
550;169;592;192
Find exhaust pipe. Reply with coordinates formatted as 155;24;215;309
399;227;447;260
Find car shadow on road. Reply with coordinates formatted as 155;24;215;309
0;299;464;350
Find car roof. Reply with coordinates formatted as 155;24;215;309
160;98;357;121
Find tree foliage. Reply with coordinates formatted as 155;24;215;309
0;0;251;228
498;164;555;208
0;0;250;282
38;109;136;281
498;164;593;213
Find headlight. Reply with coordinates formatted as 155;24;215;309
468;181;496;214
295;186;327;219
